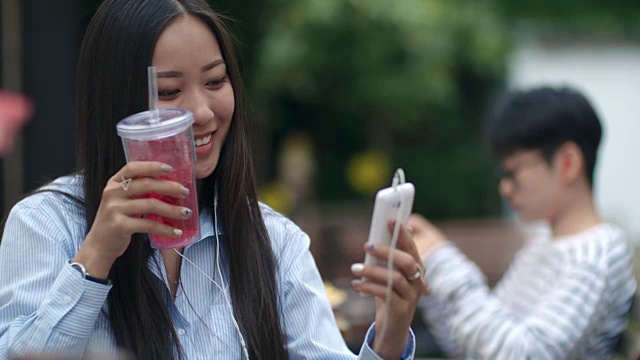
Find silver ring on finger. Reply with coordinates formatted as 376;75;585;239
120;175;132;191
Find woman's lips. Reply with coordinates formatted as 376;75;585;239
194;132;213;157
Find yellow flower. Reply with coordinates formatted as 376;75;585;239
258;181;293;215
347;150;391;196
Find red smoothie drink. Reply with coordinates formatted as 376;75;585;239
117;108;200;249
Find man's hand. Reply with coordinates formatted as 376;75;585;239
408;213;448;262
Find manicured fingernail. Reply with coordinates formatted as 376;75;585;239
173;228;183;236
180;187;190;196
351;279;363;287
365;243;376;251
351;263;365;274
161;164;173;173
181;208;192;217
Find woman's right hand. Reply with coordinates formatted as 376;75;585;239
73;162;192;278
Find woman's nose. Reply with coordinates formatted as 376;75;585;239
188;91;214;126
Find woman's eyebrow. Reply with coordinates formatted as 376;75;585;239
156;59;224;79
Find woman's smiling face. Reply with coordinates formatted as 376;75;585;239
152;15;235;179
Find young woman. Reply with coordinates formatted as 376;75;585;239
0;1;425;359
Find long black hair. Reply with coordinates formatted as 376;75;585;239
76;0;287;358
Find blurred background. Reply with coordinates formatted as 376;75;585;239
1;0;639;357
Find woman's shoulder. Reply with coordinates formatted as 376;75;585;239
258;202;311;259
15;173;85;211
7;173;86;230
3;174;87;253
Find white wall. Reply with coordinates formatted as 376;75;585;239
508;38;640;242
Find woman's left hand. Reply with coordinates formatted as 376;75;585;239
351;219;427;359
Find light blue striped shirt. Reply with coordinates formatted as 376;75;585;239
0;174;415;359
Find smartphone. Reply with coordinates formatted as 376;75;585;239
364;182;415;267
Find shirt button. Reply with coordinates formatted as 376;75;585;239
177;328;186;336
62;295;72;304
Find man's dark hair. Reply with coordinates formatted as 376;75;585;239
487;86;602;186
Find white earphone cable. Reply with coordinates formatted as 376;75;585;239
173;191;250;360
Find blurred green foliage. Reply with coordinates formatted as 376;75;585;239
252;0;509;218
79;0;639;218
495;0;640;37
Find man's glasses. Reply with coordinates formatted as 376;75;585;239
495;157;544;183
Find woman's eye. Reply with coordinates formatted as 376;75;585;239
158;89;180;99
206;76;228;89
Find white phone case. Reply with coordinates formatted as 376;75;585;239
363;182;415;267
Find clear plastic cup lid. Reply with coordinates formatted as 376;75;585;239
116;108;194;140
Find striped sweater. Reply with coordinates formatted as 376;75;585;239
420;223;636;359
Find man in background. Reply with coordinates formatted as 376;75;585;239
412;86;636;359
